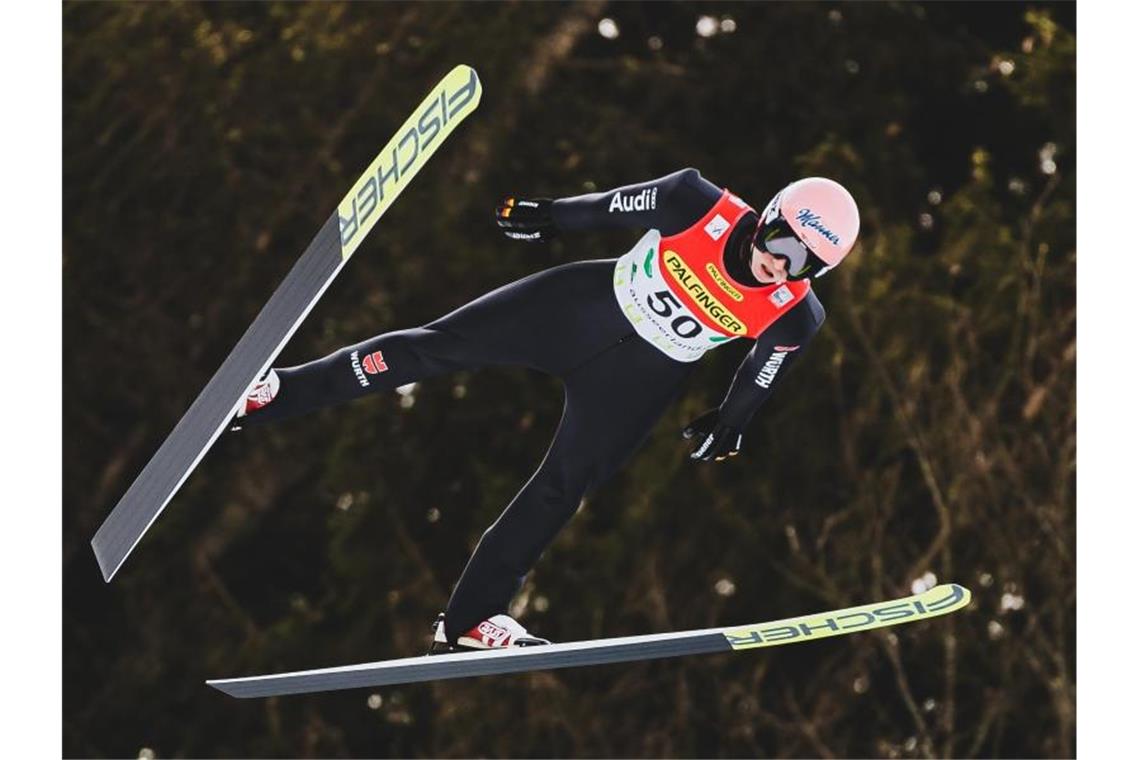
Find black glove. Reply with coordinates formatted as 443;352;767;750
495;196;557;242
682;409;743;462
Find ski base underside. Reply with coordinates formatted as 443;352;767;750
208;583;970;698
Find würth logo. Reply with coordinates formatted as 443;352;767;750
754;350;790;388
350;350;369;387
362;350;388;375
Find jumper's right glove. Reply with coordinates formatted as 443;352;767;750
495;196;557;242
682;409;743;462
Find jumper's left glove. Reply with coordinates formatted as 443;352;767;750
682;409;743;462
495;196;557;242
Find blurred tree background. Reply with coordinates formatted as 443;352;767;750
63;2;1075;758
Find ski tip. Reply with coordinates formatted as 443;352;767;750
723;582;973;652
916;583;972;617
450;64;482;104
450;63;479;79
929;582;972;608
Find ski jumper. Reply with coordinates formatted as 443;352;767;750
242;168;826;642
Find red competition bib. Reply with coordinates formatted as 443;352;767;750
612;190;811;362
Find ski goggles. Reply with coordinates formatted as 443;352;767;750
755;216;831;280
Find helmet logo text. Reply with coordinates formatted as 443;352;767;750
795;208;841;246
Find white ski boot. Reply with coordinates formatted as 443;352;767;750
429;613;551;654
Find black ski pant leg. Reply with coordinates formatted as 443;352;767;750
442;337;693;642
239;325;486;426
242;260;625;427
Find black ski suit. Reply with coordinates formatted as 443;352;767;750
243;168;825;642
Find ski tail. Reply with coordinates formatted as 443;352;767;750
207;584;971;698
91;65;482;582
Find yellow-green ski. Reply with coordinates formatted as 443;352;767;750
208;584;971;698
91;66;482;582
